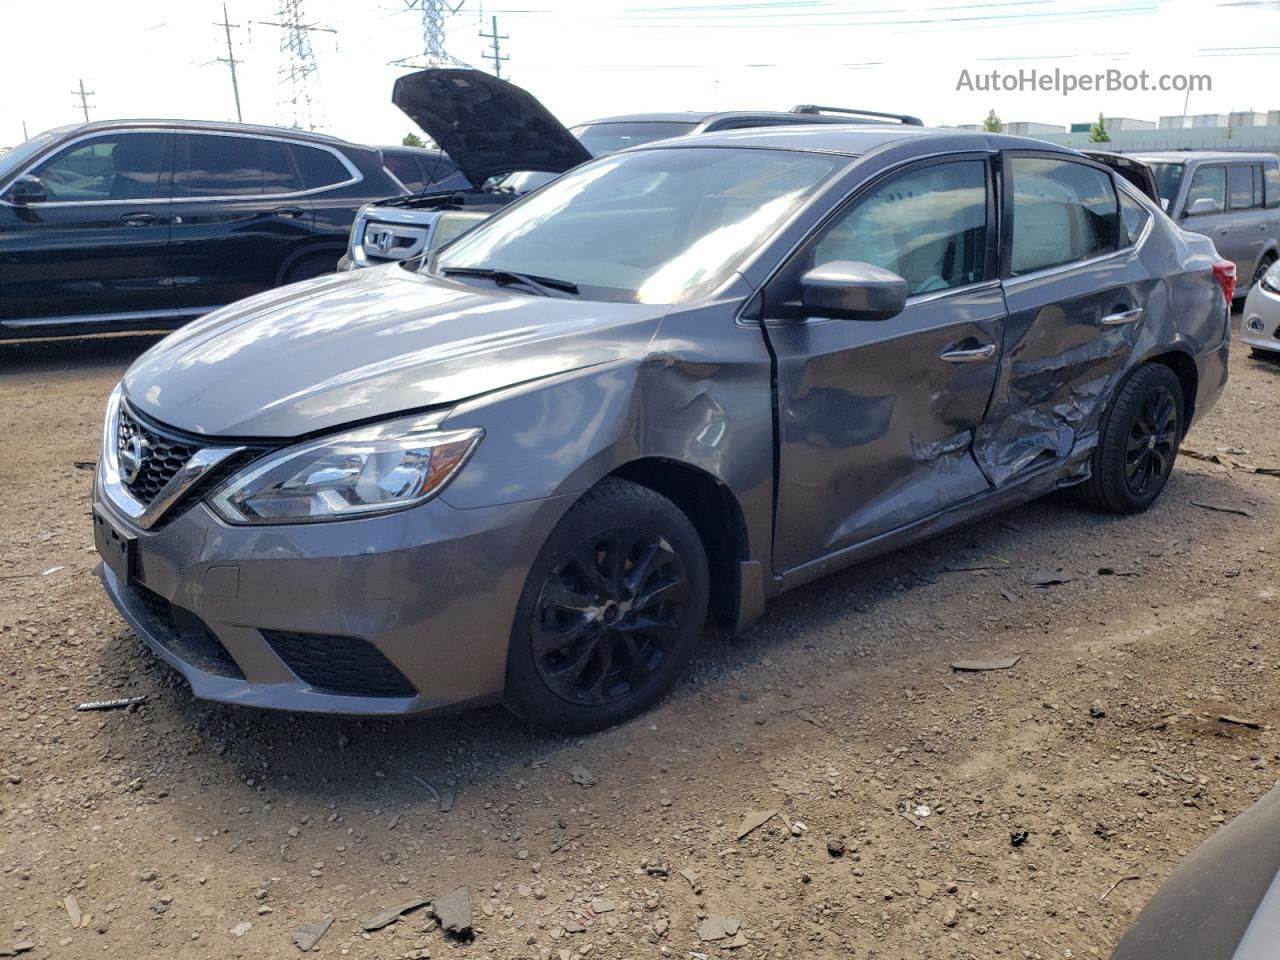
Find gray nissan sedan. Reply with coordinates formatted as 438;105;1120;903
94;125;1232;733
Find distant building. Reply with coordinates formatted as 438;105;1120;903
1070;122;1092;133
1269;111;1280;127
1192;113;1229;128
1159;115;1192;129
951;123;984;131
1229;111;1267;127
1102;117;1157;131
1005;121;1066;135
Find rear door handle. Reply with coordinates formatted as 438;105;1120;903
939;343;996;363
1101;307;1144;325
272;206;305;219
121;212;157;226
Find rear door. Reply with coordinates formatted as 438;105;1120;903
762;155;1006;572
169;132;316;310
0;130;174;327
976;153;1154;485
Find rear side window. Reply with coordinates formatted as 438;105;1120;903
291;144;352;190
1119;191;1150;246
32;133;172;202
1185;165;1226;213
1010;156;1118;275
1228;164;1257;210
1267;164;1280;209
183;134;302;197
810;159;990;296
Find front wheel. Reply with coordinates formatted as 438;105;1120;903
504;479;709;734
1077;363;1184;514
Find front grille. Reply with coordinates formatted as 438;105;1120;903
130;583;245;679
118;405;198;505
262;630;417;697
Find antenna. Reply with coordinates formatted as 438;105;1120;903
256;1;336;130
71;79;95;123
214;3;245;123
479;15;508;79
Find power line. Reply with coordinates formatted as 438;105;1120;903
480;15;509;78
256;1;336;130
392;1;468;68
71;78;94;123
214;2;245;123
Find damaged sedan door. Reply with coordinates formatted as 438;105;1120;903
974;153;1152;486
761;155;1005;573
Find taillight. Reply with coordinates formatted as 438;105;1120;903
1213;260;1237;304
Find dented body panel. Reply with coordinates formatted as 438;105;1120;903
97;126;1231;717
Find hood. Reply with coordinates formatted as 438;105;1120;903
123;267;662;438
392;68;592;188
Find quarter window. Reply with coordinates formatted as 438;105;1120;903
810;159;990;296
291;144;352;190
182;135;302;196
1119;191;1150;246
1185;165;1226;214
32;133;172;202
1009;156;1118;275
1266;164;1280;209
1228;164;1256;211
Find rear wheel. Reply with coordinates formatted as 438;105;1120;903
1077;363;1183;514
282;252;339;285
504;479;708;734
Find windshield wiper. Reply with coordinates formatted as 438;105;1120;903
441;267;579;296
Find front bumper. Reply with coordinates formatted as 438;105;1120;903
1241;282;1280;354
94;490;572;716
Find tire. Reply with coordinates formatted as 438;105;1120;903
1251;254;1276;292
282;252;339;285
1077;363;1184;514
504;478;709;734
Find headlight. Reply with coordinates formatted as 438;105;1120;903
209;415;482;524
1263;261;1280;294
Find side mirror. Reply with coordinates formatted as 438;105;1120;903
1186;197;1220;217
799;260;908;321
6;174;47;206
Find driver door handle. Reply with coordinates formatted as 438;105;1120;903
939;343;996;363
272;206;305;219
1101;307;1144;325
121;212;157;226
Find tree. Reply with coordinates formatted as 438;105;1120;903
1088;114;1111;143
982;110;1002;133
402;132;424;147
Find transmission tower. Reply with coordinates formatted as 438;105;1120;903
257;1;335;131
392;0;467;68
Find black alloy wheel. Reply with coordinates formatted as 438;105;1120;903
1124;385;1179;497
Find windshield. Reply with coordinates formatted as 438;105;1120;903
0;131;59;182
435;146;841;304
572;120;700;155
1148;162;1185;207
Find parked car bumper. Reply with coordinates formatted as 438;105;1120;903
93;490;570;716
1241;281;1280;354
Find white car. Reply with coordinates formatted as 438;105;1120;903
1241;261;1280;358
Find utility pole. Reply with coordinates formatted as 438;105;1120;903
392;0;466;68
479;15;508;79
214;2;244;123
71;79;95;122
256;1;336;130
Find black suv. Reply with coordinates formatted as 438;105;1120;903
0;119;406;339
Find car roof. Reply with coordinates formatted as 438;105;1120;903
379;144;449;157
1131;151;1279;163
578;110;908;128
54;118;368;149
638;124;1089;158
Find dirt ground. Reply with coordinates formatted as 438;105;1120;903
1;326;1278;960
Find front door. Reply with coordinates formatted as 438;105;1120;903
0;131;174;327
1178;162;1265;282
762;156;1005;573
169;132;315;311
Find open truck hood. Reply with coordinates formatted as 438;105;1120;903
392;68;591;188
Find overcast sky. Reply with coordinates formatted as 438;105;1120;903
1;0;1276;148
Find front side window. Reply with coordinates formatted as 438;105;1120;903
808;159;989;296
435;146;841;304
1010;156;1118;275
31;133;171;202
1185;165;1226;214
182;135;301;197
384;154;425;191
1228;164;1257;210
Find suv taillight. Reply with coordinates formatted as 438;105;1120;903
1213;260;1237;304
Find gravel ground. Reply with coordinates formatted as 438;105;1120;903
1;327;1278;960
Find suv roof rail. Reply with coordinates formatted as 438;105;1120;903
789;105;924;126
